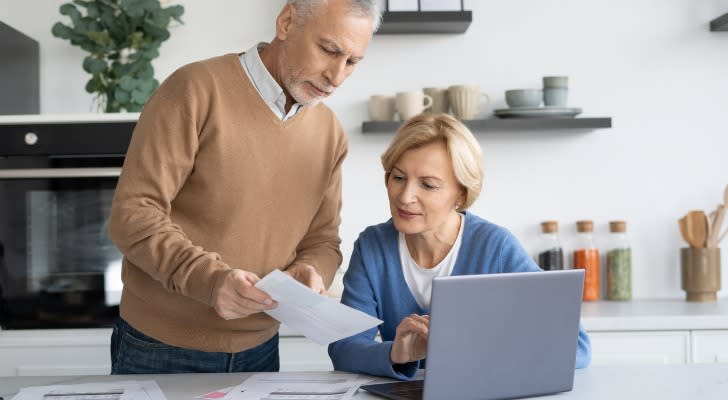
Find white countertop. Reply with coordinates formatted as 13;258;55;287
580;299;728;331
2;364;728;400
0;113;139;124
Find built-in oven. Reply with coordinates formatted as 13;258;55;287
0;114;137;329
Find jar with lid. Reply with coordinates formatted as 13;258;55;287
573;220;600;301
536;221;564;270
606;220;632;301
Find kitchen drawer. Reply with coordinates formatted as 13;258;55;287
691;330;728;363
588;331;690;365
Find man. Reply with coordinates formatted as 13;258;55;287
108;0;381;374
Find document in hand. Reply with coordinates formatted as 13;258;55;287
255;270;382;345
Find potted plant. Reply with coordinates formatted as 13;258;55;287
52;0;184;112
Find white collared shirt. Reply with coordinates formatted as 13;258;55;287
239;43;302;121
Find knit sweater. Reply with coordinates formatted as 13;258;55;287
108;54;347;353
328;212;592;380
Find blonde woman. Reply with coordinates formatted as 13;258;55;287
328;114;591;380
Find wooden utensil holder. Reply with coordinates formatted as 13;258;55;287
681;248;721;302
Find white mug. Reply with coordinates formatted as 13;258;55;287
369;95;396;121
448;84;490;120
396;91;433;121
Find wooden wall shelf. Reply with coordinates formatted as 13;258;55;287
376;11;472;34
710;12;728;31
362;117;612;133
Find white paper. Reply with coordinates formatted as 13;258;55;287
255;270;382;345
11;381;165;400
224;372;372;400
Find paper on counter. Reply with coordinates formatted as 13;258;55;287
224;372;373;400
10;380;165;400
255;270;382;345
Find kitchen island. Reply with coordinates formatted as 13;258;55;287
1;364;728;399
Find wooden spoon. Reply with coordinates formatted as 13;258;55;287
686;210;708;248
679;216;692;246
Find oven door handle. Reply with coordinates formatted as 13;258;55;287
0;168;122;178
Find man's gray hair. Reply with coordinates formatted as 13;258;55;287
288;0;382;33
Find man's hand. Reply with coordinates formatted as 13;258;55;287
211;269;277;320
285;263;327;295
391;314;429;364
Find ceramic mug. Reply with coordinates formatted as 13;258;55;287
448;84;489;120
423;87;450;114
369;95;396;121
396;91;433;121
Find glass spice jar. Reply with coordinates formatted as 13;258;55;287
537;221;564;270
573;220;600;301
606;220;632;301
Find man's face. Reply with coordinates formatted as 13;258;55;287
278;1;373;106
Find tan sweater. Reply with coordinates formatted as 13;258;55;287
108;54;347;353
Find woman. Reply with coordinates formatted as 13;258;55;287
328;113;591;380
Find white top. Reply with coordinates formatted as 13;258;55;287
399;214;464;309
239;43;302;121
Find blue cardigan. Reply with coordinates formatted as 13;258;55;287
328;212;592;380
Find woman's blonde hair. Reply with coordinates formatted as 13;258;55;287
381;113;484;211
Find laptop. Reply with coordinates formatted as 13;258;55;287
360;269;585;400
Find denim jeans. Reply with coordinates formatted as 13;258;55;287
110;317;280;374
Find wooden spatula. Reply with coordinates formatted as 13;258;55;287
686;210;708;248
679;216;692;246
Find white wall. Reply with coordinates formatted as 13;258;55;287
2;0;727;299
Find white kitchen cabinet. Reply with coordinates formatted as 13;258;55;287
0;329;111;376
588;331;690;365
691;330;728;363
0;328;332;377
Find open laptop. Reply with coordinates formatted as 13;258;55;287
360;269;585;400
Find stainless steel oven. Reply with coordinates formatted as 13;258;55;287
0;115;136;329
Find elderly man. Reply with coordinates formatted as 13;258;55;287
108;0;381;374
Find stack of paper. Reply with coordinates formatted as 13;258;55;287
11;380;166;400
223;372;373;400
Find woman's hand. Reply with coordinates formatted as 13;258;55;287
391;314;430;364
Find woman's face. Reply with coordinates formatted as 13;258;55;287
387;140;464;237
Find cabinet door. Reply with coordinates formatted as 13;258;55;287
279;337;333;371
588;331;690;365
691;330;728;363
0;329;111;376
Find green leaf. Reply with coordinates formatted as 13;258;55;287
131;88;149;104
85;78;100;93
82;56;107;74
87;3;100;18
164;5;184;23
51;23;73;39
119;75;137;91
87;31;112;47
114;88;131;103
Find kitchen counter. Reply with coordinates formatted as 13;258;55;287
580;299;728;331
2;364;728;400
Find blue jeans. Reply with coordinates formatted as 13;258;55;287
110;317;280;374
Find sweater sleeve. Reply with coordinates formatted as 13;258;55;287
291;125;347;287
498;228;593;368
328;238;419;380
108;65;230;307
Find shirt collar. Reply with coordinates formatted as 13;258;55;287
241;42;302;119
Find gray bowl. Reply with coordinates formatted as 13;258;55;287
505;89;543;108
